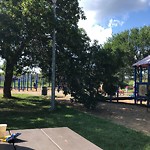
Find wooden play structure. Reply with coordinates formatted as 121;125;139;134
133;55;150;107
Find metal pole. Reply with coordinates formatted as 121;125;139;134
51;0;57;110
134;66;137;104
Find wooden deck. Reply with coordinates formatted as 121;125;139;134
0;127;102;150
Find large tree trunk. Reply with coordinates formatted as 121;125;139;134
3;62;14;98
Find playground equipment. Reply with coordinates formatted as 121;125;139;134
13;73;39;91
0;73;40;91
133;55;150;107
0;72;51;96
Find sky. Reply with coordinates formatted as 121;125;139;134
78;0;150;44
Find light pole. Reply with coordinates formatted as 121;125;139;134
51;0;57;110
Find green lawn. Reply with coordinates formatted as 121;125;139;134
0;94;150;150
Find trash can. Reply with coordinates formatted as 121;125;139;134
42;87;47;95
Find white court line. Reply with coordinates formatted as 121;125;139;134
41;129;63;150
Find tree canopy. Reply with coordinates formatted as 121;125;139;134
0;0;85;98
105;26;150;83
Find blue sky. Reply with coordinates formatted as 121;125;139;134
78;0;150;44
113;7;150;34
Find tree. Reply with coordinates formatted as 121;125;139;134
0;0;84;98
104;26;150;84
59;38;125;109
55;26;150;109
130;26;150;61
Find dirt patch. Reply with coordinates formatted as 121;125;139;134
0;88;71;100
58;99;150;136
91;102;150;135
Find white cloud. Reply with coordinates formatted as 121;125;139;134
80;0;150;22
85;24;112;44
78;0;150;44
108;19;124;28
78;9;112;44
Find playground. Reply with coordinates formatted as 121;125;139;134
1;56;150;136
0;94;149;134
1;87;149;135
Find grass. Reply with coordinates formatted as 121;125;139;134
0;94;150;150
